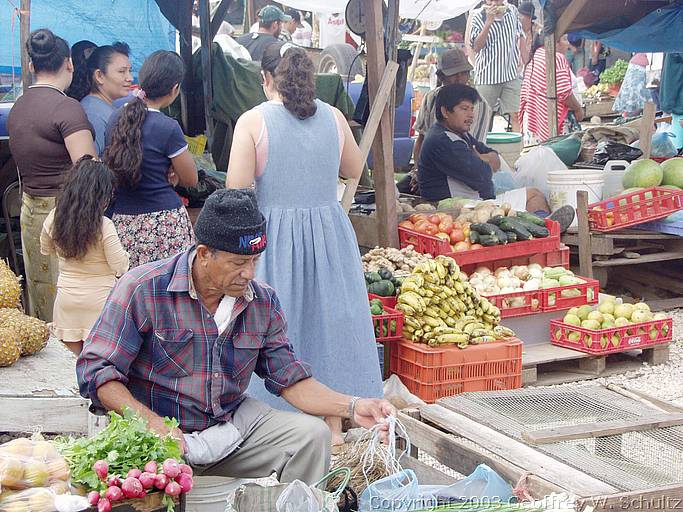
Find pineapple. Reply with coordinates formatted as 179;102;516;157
0;311;49;357
0;326;21;367
0;260;21;309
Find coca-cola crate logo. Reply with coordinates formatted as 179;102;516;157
625;336;642;346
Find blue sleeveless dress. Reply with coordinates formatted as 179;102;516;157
245;99;383;406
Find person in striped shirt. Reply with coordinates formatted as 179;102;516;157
470;0;524;132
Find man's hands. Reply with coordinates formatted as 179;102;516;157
353;398;397;442
148;415;187;454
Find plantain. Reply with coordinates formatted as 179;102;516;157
399;292;425;312
424;306;441;318
471;335;497;344
463;322;485;335
494;325;515;337
435;261;448;280
436;333;470;345
422;316;442;328
471;328;494;338
482;314;499;325
395;303;416;316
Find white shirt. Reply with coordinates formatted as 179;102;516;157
293;20;313;47
214;295;237;334
318;12;346;48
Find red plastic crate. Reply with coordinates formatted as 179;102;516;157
459;245;569;275
368;293;397;308
550;317;672;355
389;337;522;403
398;218;561;266
481;276;598;318
588;187;683;232
372;306;404;342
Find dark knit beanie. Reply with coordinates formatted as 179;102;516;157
194;189;267;254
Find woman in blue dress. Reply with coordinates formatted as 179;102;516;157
226;42;383;447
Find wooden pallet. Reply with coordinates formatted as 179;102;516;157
523;342;670;386
0;339;88;433
399;385;683;510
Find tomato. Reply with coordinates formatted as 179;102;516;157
454;241;471;252
398;220;415;230
428;214;442;225
436;233;450;241
424;224;439;235
436;213;453;224
409;214;427;224
461;222;471;237
449;228;465;244
413;223;427;234
470;243;483;250
438;221;454;235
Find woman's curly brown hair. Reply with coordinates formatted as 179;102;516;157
52;156;115;260
262;44;317;120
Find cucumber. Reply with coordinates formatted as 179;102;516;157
505;231;517;242
487;224;508;244
488;215;506;227
516;211;546;226
471;223;498;236
478;234;500;246
497;218;533;241
516;218;550;238
469;231;480;244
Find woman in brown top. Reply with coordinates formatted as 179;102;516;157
8;28;96;321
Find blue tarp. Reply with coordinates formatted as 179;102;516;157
0;0;175;77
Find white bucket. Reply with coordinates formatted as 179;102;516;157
547;169;604;227
186;476;251;512
602;160;630;199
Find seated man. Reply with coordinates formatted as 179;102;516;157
77;189;395;485
418;83;552;216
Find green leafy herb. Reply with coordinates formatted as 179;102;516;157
599;59;629;86
54;408;183;491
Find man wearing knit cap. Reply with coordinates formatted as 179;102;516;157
78;189;396;484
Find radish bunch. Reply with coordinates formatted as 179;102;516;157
87;458;194;511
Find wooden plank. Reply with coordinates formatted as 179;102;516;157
555;0;590;37
545;34;558;139
210;0;234;40
522;413;683;445
20;0;31;88
199;0;214;138
400;455;457;486
0;397;89;433
593;251;683;267
577;482;683;512
605;385;683;414
649;297;683;312
619;267;683;295
398;412;565;498
562;232;615;256
577;190;593;278
523;343;590;367
341;61;399;212
421;404;618;497
639;101;657;159
365;0;399;248
178;1;193;132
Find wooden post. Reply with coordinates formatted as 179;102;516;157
199;0;214;138
20;0;31;88
639;101;657;159
365;0;399;248
408;25;426;82
545;34;558;139
178;1;193;132
210;0;234;40
577;190;593;278
555;0;589;38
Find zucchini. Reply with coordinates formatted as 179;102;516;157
517;218;550;238
488;215;506;227
505;231;517;242
497;218;533;241
470;223;498;236
516;211;546;226
367;280;395;297
487;224;508;244
469;231;480;244
365;271;382;284
478;234;500;246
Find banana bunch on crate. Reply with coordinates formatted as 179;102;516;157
395;255;515;348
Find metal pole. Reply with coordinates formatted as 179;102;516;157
20;0;31;88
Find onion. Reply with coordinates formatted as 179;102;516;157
475;266;492;275
494;267;510;277
523;279;540;291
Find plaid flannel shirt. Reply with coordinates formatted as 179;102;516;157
76;248;312;432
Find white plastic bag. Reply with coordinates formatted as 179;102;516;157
514;146;567;196
276;480;321;512
359;469;437;512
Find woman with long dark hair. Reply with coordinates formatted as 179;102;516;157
227;42;382;448
67;42;133;155
41;156;129;355
8;28;97;321
103;50;197;268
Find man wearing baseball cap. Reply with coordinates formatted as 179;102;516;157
237;5;292;61
404;49;492;194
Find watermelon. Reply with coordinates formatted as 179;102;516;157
661;158;683;188
622;159;662;188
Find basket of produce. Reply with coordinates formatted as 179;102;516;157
467;264;598;318
550;298;672;355
393;255;517;347
399;213;560;266
589;187;683;232
458;246;569;275
365;268;404;308
370;299;404;342
389;337;523;403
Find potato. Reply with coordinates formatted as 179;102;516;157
491;207;506;218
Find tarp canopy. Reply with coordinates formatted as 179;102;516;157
0;0;175;76
542;0;683;52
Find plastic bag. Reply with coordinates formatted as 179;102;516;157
0;439;70;491
359;469;437;512
592;141;643;165
419;464;513;504
493;170;517;195
0;488;59;512
513;146;567;196
630;124;678;158
276;480;322;512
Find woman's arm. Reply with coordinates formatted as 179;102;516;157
102;220;130;277
64;130;97;162
170;150;198;188
226;110;261;189
333;108;363;180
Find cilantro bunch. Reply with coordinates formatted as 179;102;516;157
600;59;629;86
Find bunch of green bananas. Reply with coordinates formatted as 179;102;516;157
395;256;514;348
